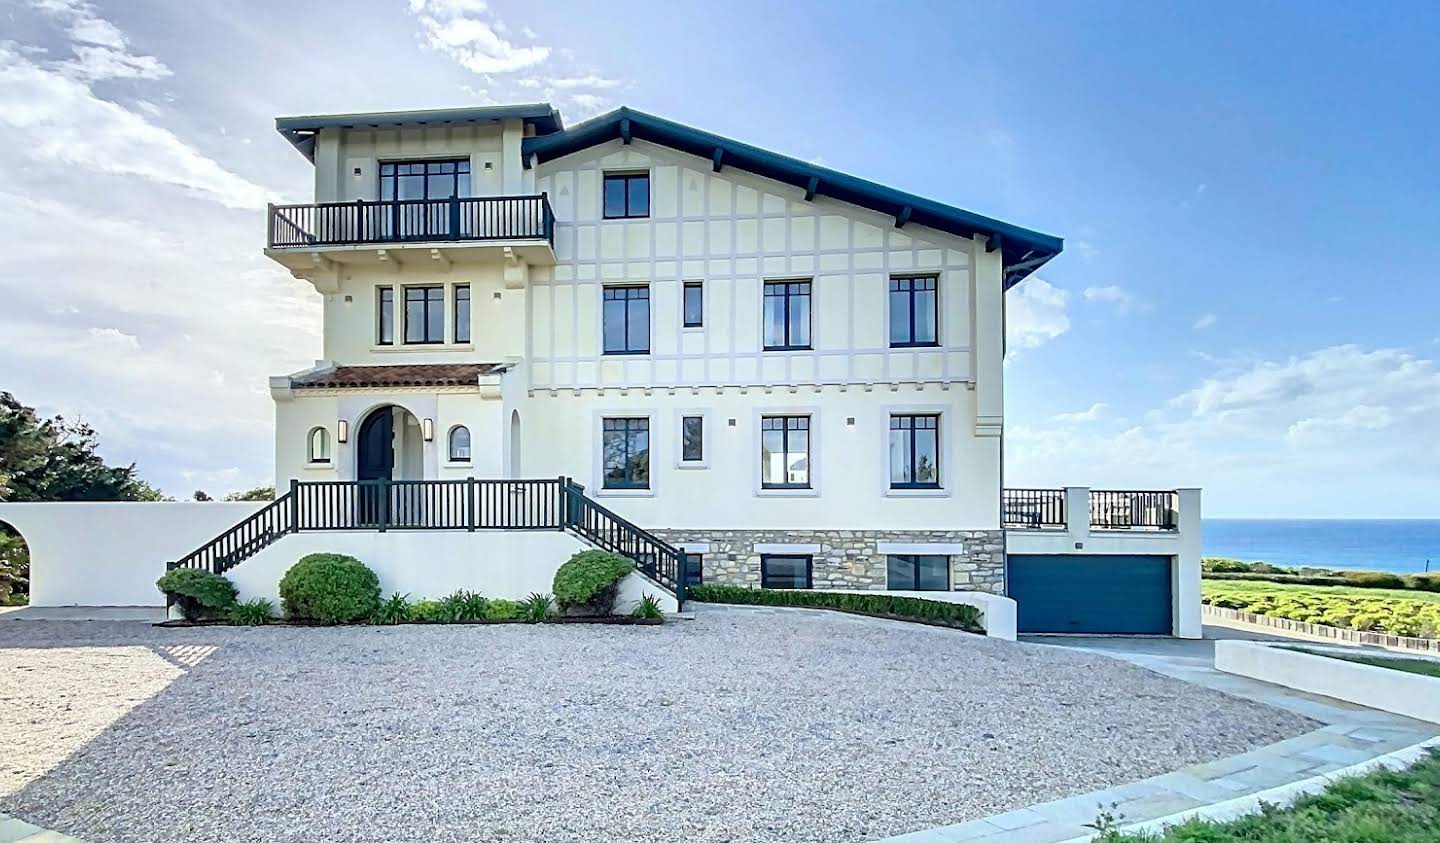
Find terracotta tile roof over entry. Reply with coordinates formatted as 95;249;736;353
292;364;507;390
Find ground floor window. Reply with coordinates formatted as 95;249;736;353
886;554;949;591
683;553;704;587
761;554;812;589
602;417;650;489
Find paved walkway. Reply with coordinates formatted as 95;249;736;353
875;629;1440;843
0;813;82;843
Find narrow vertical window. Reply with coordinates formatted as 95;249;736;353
889;275;939;347
404;286;445;344
602;417;650;489
454;285;471;344
681;415;704;463
307;427;331;464
760;415;810;489
603;173;650;219
683;281;704;328
763;280;811;350
448;426;471;462
377;287;394;345
889;414;940;488
602;286;650;354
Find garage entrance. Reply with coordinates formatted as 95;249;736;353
1008;554;1173;634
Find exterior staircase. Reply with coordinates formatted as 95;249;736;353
168;478;686;604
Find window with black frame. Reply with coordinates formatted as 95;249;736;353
760;416;810;489
377;287;394;345
602;417;650;489
603;172;650;219
886;555;949;591
448;426;471;462
454;285;470;344
763;280;811;350
683;554;704;587
378;159;472;239
889;414;939;488
761;554;812;589
889;275;939;347
404;286;445;344
681;415;704;463
602;285;650;354
683;281;704;327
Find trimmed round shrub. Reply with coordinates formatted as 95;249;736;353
553;550;633;616
279;553;381;624
156;568;238;621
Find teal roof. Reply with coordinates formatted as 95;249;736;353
522;107;1062;286
275;104;563;162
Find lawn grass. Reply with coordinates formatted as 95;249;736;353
1278;647;1440;679
1203;579;1440;605
1099;749;1440;841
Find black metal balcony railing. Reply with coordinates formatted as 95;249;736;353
267;194;555;249
1003;488;1180;531
1002;488;1066;529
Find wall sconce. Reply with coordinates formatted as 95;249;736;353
422;418;435;441
336;420;349;443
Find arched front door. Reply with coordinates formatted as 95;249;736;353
356;408;395;525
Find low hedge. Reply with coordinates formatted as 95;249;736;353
1203;582;1440;638
553;550;633;616
155;568;238;621
688;584;984;634
279;553;381;624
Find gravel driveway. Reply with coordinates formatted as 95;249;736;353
1;606;1315;843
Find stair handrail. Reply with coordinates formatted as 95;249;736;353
169;492;294;574
561;479;686;604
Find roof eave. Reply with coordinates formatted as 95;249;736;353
275;103;563;163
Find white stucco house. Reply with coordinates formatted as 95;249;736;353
1;103;1202;636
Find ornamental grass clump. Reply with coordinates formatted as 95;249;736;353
553;550;634;616
155;568;238;621
278;553;381;624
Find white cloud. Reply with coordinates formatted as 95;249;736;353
1193;313;1218;330
1071;240;1099;262
1007;278;1070;353
1052;403;1107;424
537;74;622;90
409;0;551;74
1082;285;1138;311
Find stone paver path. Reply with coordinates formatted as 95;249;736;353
874;632;1440;843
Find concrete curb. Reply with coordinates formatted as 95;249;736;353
1054;736;1440;842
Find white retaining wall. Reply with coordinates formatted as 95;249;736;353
1215;640;1440;725
0;502;266;606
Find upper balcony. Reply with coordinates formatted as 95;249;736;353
264;194;556;273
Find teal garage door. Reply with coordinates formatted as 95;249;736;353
1009;555;1173;634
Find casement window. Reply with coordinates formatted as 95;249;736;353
761;554;812;589
760;415;810;489
680;415;704;463
683;554;704;587
683;281;704;328
602;285;650;354
377;287;395;345
404;286;445;344
889;275;939;347
379;159;471;201
763;280;811;350
448;426;471;462
889;414;940;488
602;417;650;489
307;427;331;464
603;172;650;219
454;285;470;344
887;554;948;591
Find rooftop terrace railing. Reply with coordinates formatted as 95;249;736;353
266;194;555;249
1003;488;1181;532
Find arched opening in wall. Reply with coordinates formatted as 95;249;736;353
355;405;424;526
0;520;31;606
509;410;522;477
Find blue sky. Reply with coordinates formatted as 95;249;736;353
0;0;1436;516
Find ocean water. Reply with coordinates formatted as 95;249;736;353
1203;519;1440;574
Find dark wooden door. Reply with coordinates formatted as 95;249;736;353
356;410;393;525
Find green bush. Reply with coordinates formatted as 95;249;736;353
438;590;488;622
229;598;274;626
553;550;634;615
1205;572;1353;587
687;584;984;633
371;593;412;625
411;599;446;623
631;593;665;620
520;592;554;622
484;599;521;621
1406;573;1440;593
278;553;381;624
1340;570;1407;590
155;568;238;621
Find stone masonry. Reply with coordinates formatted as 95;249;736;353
651;529;1006;594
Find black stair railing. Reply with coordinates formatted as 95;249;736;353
561;480;685;602
169;494;294;575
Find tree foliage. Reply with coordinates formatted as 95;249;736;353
224;485;275;501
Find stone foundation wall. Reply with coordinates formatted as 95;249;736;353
651;529;1006;594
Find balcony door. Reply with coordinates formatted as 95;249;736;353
378;159;472;240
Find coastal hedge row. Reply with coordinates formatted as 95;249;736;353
1203;558;1440;593
687;584;984;634
1203;582;1440;639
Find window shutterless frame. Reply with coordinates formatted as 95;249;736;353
680;415;704;462
403;285;445;344
886;554;949;591
889;414;941;489
376;287;395;345
760;415;810;489
889;275;940;347
763;280;811;350
453;285;470;344
602;172;650;219
601;417;650;489
602;285;650;354
761;554;813;589
683;281;704;328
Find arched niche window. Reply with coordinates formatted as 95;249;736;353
448;425;472;462
307;427;331;464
